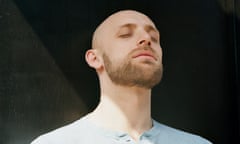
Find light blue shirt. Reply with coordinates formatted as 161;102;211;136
31;116;212;144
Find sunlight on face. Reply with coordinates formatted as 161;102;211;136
93;10;163;88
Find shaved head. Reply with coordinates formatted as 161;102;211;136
92;10;157;52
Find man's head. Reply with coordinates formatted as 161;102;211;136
86;10;163;89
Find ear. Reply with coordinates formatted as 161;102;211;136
85;49;103;70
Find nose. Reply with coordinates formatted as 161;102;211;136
137;32;151;47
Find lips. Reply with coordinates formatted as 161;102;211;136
132;52;157;60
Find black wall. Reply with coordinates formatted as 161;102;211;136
0;0;239;144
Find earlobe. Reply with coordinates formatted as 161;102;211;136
85;49;102;69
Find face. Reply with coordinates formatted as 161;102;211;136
93;10;163;88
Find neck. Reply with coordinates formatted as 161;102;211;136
88;81;152;141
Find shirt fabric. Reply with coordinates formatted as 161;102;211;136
31;115;212;144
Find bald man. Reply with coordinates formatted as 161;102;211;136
31;10;212;144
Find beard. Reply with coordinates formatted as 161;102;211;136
102;51;163;89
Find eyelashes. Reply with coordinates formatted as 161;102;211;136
118;33;159;43
116;24;160;42
117;30;159;43
149;31;159;42
151;36;159;43
118;33;133;38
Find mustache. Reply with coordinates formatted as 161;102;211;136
129;46;158;59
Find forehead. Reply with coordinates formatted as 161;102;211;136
104;11;157;30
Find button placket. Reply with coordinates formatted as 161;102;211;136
138;135;152;144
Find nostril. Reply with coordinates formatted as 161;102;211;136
139;40;145;45
138;40;151;46
147;41;151;46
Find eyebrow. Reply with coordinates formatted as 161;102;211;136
145;25;159;34
118;23;136;29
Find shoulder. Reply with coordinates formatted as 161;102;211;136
152;120;213;144
31;117;89;144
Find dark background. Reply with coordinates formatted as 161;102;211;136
0;0;239;144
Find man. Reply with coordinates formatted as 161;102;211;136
31;10;212;144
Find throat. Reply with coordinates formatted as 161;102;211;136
88;92;152;140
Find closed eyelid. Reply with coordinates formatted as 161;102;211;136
150;31;159;39
116;27;134;37
116;24;160;40
145;25;160;36
148;29;160;42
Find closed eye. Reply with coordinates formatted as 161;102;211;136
151;36;159;43
119;33;132;38
150;32;159;43
117;24;134;38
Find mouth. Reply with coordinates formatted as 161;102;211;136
132;52;157;61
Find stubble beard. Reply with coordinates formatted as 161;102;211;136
102;53;163;89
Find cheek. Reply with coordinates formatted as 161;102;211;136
103;50;125;65
108;44;132;60
104;37;138;61
154;45;163;61
158;48;163;57
112;52;128;63
158;50;163;61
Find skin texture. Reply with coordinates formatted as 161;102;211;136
85;10;163;141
